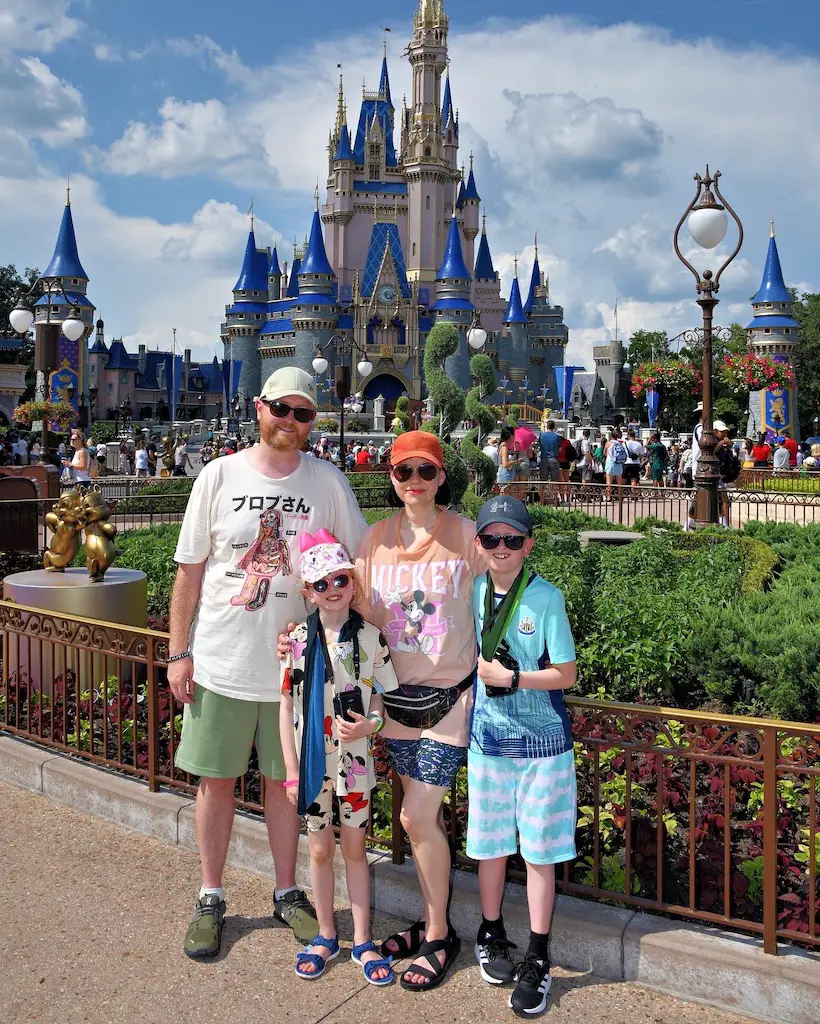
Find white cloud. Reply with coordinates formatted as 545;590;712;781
0;0;81;53
93;44;122;63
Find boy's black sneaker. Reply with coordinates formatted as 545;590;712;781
509;956;552;1017
474;934;517;984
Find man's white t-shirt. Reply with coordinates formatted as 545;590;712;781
174;444;188;467
174;449;367;702
625;439;644;464
134;448;148;471
482;443;499;468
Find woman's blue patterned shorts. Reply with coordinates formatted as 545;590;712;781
386;738;465;788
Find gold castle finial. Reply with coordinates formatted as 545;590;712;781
469;151;474;171
248;198;255;232
65;173;71;207
314;180;320;210
482;210;487;235
770;211;775;237
534;231;538;258
513;251;519;275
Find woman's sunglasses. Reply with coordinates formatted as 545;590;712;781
478;534;528;551
392;462;439;483
312;573;351;593
261;399;316;424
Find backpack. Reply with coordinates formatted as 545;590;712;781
719;445;741;483
560;437;577;462
610;439;628;464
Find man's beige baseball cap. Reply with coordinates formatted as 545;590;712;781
256;367;317;407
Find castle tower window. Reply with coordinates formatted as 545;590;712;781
425;147;431;156
426;196;430;210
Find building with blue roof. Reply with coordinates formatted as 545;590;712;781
217;0;569;406
745;225;801;439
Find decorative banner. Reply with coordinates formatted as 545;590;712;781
554;366;575;416
49;363;79;417
231;359;242;400
763;387;791;441
165;354;183;420
646;388;660;428
221;359;231;406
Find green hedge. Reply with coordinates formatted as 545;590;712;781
117;479;194;514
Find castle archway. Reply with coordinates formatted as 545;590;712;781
361;372;407;415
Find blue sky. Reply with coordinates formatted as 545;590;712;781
4;0;820;362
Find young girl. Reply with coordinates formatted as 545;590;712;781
280;529;399;985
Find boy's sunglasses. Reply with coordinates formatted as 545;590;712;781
261;399;316;424
312;573;351;593
391;462;439;483
478;534;527;551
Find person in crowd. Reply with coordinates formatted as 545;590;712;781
351;431;483;992
199;439;214;468
679;443;693;488
469;497;577;1017
556;429;573;503
174;438;193;476
280;532;398;985
741;438;755;470
623;428;644;490
666;442;681;487
14;434;28;466
537;420;560;486
29;438;42;462
63;429;91;484
751;433;771;469
496;425;518;492
57;439;67;459
168;367;366;960
134;440;150;479
355;445;371;468
482;436;500;469
713;420;735;527
647;432;668;488
773;437;790;474
603;427;626;501
782;429;799;468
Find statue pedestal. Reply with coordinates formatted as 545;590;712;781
373;395;386;432
4;568;148;695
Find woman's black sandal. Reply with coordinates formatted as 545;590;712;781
379;919;426;961
399;929;461;992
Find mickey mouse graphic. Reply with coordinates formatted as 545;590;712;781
394;590;436;654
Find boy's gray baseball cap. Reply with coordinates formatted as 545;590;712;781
476;496;533;535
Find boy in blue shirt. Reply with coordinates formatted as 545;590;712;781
469;496;577;1018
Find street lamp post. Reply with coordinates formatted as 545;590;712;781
673;166;743;526
313;336;373;472
813;415;820;437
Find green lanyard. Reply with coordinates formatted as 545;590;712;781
480;568;528;662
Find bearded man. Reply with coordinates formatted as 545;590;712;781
168;367;365;958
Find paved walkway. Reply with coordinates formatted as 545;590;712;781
0;781;757;1024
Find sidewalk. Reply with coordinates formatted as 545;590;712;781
0;781;757;1024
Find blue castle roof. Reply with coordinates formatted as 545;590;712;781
334;124;354;161
106;340;138;371
752;234;792;305
43;202;88;280
362;222;411;299
504;276;527;325
745;314;800;331
436;215;471;281
233;229;269;292
299;210;335;278
89;335;108;355
286;257;302;297
474;231;497;280
463;167;480;202
35;291;94;309
269;246;281;276
379;55;393;111
524;255;540;314
354;100;397;167
441;74;454;130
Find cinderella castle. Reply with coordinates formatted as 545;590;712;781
220;0;570;411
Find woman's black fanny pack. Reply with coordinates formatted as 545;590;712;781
382;671;475;731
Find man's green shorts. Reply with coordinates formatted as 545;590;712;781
174;684;286;780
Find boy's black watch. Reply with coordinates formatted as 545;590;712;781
509;665;521;692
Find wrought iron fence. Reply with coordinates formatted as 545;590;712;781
0;598;817;955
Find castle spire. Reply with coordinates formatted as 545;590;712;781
751;229;791;305
436;211;471;280
474;212;497;280
525;234;541;314
335;70;347;136
504;262;527;325
232;225;268;293
300;208;334;278
42;191;88;280
441;68;454;131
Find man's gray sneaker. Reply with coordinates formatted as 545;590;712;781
184;894;226;959
273;889;319;943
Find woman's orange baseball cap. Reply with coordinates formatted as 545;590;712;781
390;431;444;469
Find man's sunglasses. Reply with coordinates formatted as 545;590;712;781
312;573;351;593
261;399;316;424
478;534;528;551
391;462;439;483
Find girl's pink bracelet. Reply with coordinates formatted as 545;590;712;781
283;779;299;789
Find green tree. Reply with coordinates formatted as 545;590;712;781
0;266;39;401
420;323;469;501
792;293;820;437
627;330;669;368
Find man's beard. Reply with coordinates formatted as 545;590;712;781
260;419;302;451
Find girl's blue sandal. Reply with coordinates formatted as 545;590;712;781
352;940;394;986
295;935;340;980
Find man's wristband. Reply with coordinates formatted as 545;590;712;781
283;779;299;789
168;650;192;663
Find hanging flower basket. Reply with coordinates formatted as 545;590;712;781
12;399;76;429
631;361;702;400
719;353;795;395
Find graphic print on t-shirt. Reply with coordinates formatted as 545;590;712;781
375;559;467;656
230;507;292;611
